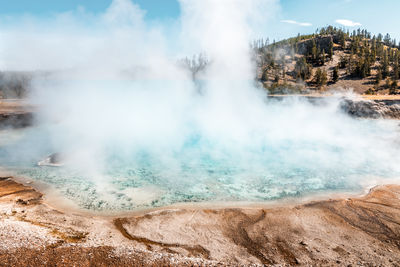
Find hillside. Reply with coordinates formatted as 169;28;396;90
254;26;400;95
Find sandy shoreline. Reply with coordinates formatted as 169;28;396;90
1;174;400;266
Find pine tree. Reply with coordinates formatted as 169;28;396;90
393;62;399;80
382;50;389;78
296;33;301;42
328;38;334;59
371;38;377;59
385;78;391;89
295;57;311;81
315;68;322;85
347;55;353;75
394;52;400;80
274;74;279;83
375;70;382;85
365;58;371;76
311;39;317;61
384;33;391;46
391;80;398;89
321;70;328;86
339;33;346;49
339;56;347;68
314;69;327;87
332;66;339;83
353;58;368;78
377;33;383;42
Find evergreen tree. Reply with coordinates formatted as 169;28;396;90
394;52;399;80
294;57;311;81
371;41;377;61
314;69;327;87
347;55;353;75
375;70;382;85
274;74;280;83
332;65;339;83
391;80;398;90
385;78;391;89
389;85;397;95
321;70;328;86
366;58;371;76
296;33;301;42
328;38;334;59
315;68;322;85
311;39;317;61
381;50;390;78
384;33;391;46
393;62;399;80
377;33;383;42
339;56;347;68
339;32;346;49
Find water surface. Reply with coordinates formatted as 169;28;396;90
1;116;400;211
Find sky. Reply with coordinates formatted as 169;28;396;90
0;0;398;42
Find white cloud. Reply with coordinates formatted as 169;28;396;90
335;19;361;27
281;19;312;27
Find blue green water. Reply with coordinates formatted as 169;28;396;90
1;116;400;211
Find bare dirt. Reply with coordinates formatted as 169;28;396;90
1;175;400;266
0;100;33;114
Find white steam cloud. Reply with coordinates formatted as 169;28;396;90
0;0;399;210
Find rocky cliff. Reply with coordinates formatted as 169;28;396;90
340;98;400;119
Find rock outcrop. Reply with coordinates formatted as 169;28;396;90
340;98;400;119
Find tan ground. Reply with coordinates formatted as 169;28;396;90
0;175;400;266
0;100;33;115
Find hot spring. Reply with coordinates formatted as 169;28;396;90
1;94;400;212
3;0;399;213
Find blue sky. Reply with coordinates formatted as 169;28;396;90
276;0;400;41
0;0;398;41
0;0;179;19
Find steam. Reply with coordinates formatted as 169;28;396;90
0;0;400;210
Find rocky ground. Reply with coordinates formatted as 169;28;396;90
0;175;400;266
339;97;400;119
